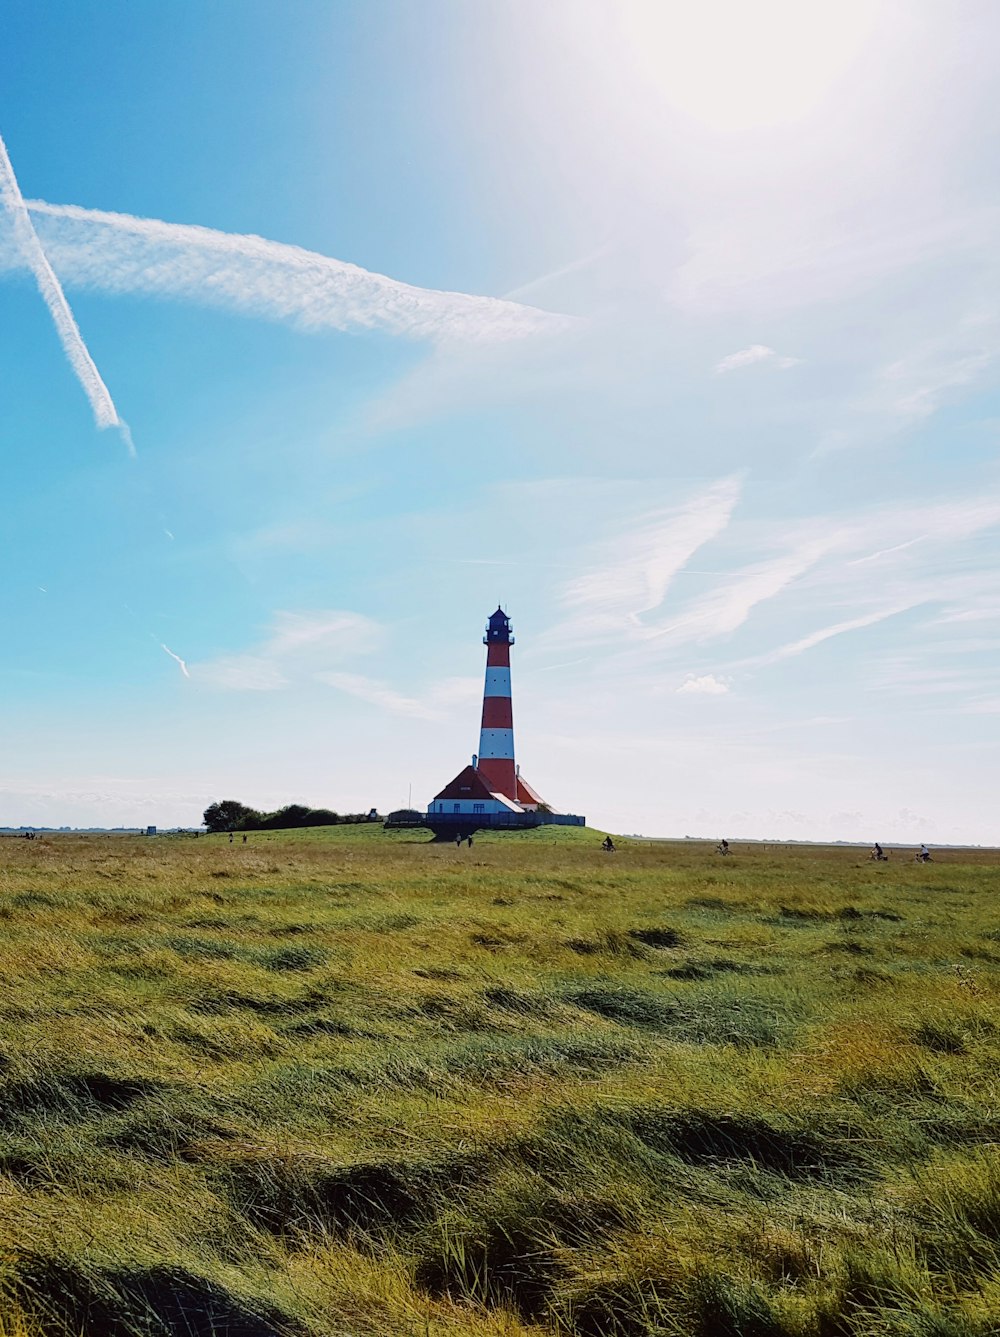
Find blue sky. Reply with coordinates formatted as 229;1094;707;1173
1;0;999;841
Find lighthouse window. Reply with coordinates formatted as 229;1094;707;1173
473;803;485;814
453;804;461;813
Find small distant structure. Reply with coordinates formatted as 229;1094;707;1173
146;825;157;836
391;607;584;835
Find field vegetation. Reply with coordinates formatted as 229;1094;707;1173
0;825;997;1335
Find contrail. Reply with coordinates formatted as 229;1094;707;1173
0;132;132;451
5;198;571;344
160;644;190;678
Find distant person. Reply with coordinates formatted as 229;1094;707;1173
228;831;234;844
602;835;616;853
242;833;247;844
467;835;473;848
720;839;730;855
918;843;931;862
871;842;885;861
455;833;462;848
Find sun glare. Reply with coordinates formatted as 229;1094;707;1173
622;0;877;131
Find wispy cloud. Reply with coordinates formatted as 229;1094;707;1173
648;539;834;646
318;672;436;719
192;610;383;691
193;656;289;692
160;644;190;678
650;496;1000;657
934;599;1000;626
320;671;480;720
262;611;381;659
714;344;800;374
503;241;614;302
559;476;742;643
874;316;997;423
553;484;1000;688
674;206;1000;317
847;537;926;565
963;697;1000;714
0;133;132;451
0;199;570;345
814;311;1000;456
865;656;998;702
744;605;917;668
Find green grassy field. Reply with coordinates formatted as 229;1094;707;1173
0;824;997;1336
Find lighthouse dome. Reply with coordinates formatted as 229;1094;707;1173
484;607;514;645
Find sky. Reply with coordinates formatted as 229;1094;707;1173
1;0;999;842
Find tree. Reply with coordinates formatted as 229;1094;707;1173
203;800;256;833
203;799;345;832
260;804;311;830
303;809;339;827
280;804;312;828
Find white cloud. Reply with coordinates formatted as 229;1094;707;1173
677;674;729;695
0;199;570;346
714;344;800;374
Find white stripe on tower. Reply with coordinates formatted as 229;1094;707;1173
483;667;511;697
479;728;515;759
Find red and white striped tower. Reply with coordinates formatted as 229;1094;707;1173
477;607;518;802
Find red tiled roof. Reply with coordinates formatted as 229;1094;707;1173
433;765;497;802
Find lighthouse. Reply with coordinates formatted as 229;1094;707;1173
478;607;546;808
478;607;519;802
427;606;557;826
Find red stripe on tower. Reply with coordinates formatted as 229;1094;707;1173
480;697;513;729
478;607;517;800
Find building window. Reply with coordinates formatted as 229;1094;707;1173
453;804;461;813
473;803;485;814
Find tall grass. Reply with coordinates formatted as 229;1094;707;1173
0;826;996;1334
